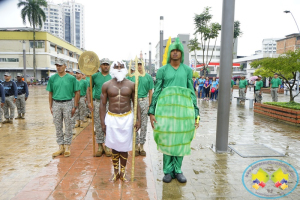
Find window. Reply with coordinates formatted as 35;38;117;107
30;41;45;48
0;58;19;62
57;48;62;54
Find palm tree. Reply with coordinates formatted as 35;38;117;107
18;0;47;80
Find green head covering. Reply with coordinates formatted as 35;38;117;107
167;38;184;64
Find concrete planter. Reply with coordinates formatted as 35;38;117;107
254;103;300;125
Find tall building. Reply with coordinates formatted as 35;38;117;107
42;0;85;49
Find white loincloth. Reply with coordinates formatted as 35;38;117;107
105;110;133;152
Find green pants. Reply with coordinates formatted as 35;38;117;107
163;154;184;178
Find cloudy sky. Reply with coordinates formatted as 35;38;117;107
0;0;300;61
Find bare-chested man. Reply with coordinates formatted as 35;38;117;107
100;61;141;182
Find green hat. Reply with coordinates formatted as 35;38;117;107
167;38;184;64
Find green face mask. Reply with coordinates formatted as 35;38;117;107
167;38;184;64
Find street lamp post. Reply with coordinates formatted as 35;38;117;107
284;10;300;94
22;40;27;81
284;10;300;33
160;16;164;68
149;42;152;76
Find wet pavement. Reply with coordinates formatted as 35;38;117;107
0;86;300;199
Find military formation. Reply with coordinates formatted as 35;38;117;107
0;72;29;128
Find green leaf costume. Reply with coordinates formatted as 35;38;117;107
148;38;199;178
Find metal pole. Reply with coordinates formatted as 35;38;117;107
290;12;300;33
23;40;27;81
215;0;235;153
149;42;152;76
160;16;164;68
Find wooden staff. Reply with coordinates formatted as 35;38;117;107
89;75;96;157
78;51;100;157
131;57;143;182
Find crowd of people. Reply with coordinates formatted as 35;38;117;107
192;73;282;104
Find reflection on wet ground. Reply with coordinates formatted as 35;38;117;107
0;86;300;199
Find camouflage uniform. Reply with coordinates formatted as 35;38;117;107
52;101;73;145
239;88;246;102
71;98;76;128
75;96;86;121
136;98;149;145
255;91;262;103
16;94;26;114
0;107;3;123
94;99;109;143
4;96;15;119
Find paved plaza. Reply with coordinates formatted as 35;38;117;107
0;86;300;200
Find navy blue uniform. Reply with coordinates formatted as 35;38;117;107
3;81;18;98
0;83;5;104
16;81;29;98
3;81;17;120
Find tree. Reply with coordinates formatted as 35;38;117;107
18;0;47;80
250;50;300;102
188;7;242;77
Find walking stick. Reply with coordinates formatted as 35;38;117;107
131;57;145;182
78;51;100;157
89;75;96;157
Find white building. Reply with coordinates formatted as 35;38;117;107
233;38;280;79
42;0;85;49
190;39;238;76
42;3;64;39
262;38;279;54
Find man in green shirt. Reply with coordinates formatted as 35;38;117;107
127;61;154;156
75;70;88;127
82;74;91;119
46;58;80;157
255;76;263;103
270;73;282;102
238;76;248;104
87;58;112;157
66;68;79;130
148;38;200;183
230;79;234;104
126;66;135;82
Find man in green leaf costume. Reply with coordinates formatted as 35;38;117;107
148;38;200;183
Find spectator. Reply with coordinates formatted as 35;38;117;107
192;77;197;91
211;77;218;101
198;76;205;99
239;76;248;104
270;73;282;102
203;77;211;101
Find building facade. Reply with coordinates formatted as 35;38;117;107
276;33;300;54
155;34;190;68
0;28;83;81
189;38;238;76
42;0;85;49
262;38;279;54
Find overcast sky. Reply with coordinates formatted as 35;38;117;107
1;0;300;61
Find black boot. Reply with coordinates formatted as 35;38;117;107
176;173;187;183
163;174;172;183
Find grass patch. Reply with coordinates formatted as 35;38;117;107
264;102;300;110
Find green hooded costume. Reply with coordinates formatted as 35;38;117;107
148;38;199;178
